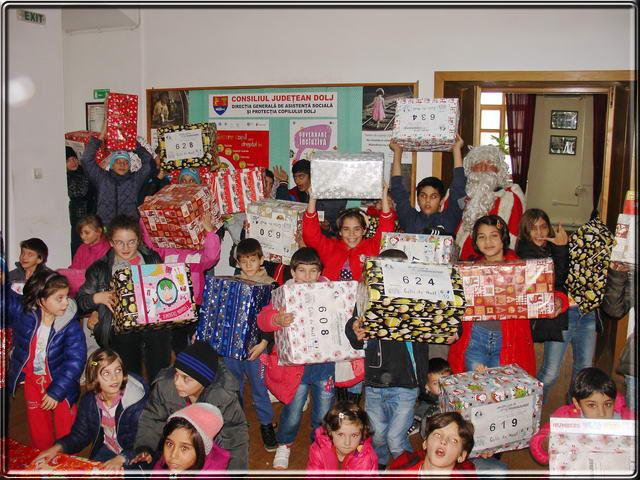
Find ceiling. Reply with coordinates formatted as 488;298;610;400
61;8;139;33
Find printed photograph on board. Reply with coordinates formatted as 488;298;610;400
150;90;189;128
362;84;414;131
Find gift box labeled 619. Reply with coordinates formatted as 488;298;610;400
439;364;543;457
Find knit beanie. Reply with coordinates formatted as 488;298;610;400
109;151;131;170
292;159;311;175
65;146;77;160
178;167;201;184
174;341;218;388
168;403;224;455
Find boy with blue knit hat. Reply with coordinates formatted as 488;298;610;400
133;341;249;470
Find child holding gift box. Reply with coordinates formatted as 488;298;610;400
80;120;152;225
257;247;336;470
389;136;466;235
31;348;148;470
224;237;278;452
76;214;171;382
346;248;430;470
4;270;86;450
306;401;378;471
529;367;635;465
389;412;476;475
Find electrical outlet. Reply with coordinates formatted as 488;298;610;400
33;168;43;179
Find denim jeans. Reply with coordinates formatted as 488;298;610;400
537;306;596;401
365;386;418;465
224;356;273;425
91;444;117;462
471;456;509;476
276;377;334;445
464;325;502;372
624;375;636;412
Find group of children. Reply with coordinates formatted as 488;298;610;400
2;129;635;475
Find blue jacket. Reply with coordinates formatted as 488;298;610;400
5;289;86;406
390;167;466;234
80;137;152;225
56;373;149;463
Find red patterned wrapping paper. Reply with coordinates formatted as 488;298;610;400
105;92;138;151
138;184;222;250
210;167;266;214
457;258;555;321
65;131;110;164
1;328;11;388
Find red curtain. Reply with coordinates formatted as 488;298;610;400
592;94;608;209
505;94;537;193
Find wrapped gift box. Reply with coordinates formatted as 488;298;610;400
111;263;197;334
1;328;11;388
549;418;635;475
565;217;614;313
610;190;636;266
358;257;465;344
139;184;221;250
271;280;364;365
380;232;457;264
56;268;86;297
391;98;459;151
195;276;273;360
105;92;138;151
457;259;555;321
5;438;122;473
158;122;218;170
65;131;144;171
246;199;308;264
309;151;384;199
211;167;265;214
439;364;543;457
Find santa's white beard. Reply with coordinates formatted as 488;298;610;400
461;172;500;234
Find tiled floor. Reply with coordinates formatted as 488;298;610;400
7;343;623;473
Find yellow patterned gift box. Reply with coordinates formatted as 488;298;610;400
158;122;218;170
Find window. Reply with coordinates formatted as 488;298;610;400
479;91;512;174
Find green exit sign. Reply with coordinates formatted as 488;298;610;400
17;9;46;25
94;89;110;99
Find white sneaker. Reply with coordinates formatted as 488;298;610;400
273;444;291;469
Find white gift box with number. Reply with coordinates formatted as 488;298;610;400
391;98;459;151
549;418;635;475
380;232;457;264
246;199;308;265
309;151;384;199
271;280;363;365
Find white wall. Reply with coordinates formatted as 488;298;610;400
7;9;67;268
7;6;635;269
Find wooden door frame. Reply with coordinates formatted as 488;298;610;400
433;70;636;224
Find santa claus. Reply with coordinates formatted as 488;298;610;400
453;145;525;260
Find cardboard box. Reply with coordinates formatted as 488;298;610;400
211;167;266;214
111;263;197;334
271;280;363;365
358;257;465;343
456;259;555;321
391;98;459;151
439;364;543;457
309;151;384;199
105;92;138;151
246;199;308;264
196;276;273;360
610;190;636;266
158;122;218;171
139;184;221;250
380;232;457;264
549;418;635;475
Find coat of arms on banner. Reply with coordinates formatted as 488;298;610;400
212;96;228;115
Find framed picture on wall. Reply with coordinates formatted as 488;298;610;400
85;102;105;132
549;135;577;155
550;110;578;130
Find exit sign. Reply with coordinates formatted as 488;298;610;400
17;10;46;25
94;89;110;99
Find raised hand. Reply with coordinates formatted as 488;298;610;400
274;312;295;328
544;224;568;246
273;165;289;183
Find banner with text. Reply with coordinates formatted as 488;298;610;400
209;92;338;118
211;120;270;169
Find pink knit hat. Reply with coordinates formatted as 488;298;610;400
168;403;224;455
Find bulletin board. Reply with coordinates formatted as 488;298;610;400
147;82;419;203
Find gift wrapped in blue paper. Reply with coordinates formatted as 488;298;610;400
195;276;273;360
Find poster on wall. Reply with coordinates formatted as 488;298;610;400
210;119;270;169
362;129;413;178
362;85;414;131
289;119;337;163
209;91;338;118
150;90;189;129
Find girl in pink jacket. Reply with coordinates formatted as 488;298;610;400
69;215;111;270
307;401;378;472
530;367;635;465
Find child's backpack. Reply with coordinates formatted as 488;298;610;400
565;216;614;313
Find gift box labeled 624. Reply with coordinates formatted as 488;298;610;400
439;364;543;458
